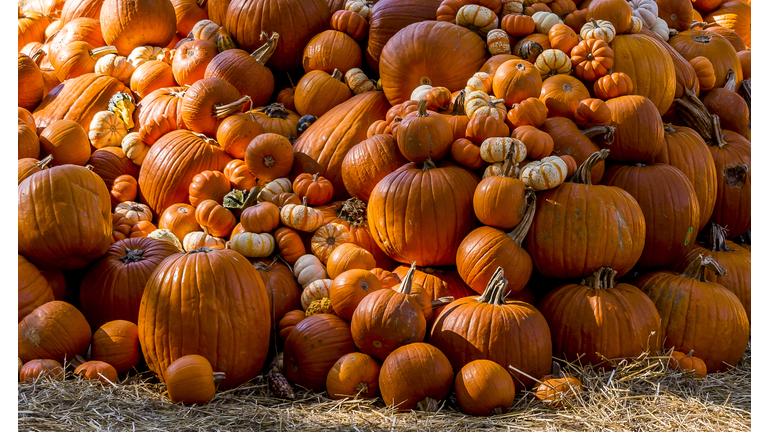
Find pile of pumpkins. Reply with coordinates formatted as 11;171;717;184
18;0;750;415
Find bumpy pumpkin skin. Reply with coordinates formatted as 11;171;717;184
367;161;479;267
19;301;92;363
100;0;177;55
138;248;271;389
609;33;676;114
19;165;112;270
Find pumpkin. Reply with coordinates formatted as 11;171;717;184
701;77;749;137
327;243;376;279
539;117;608;183
329;269;383;321
455;5;499;37
223;0;330;72
326;352;380;399
114;201;152;224
293;91;391;200
506;97;548;128
520;156;570;191
493;59;543;106
172;39;218;87
74;360;118;384
19;359;64;383
223;159;258;190
227;233;274;258
524;150;646;278
129;60;176;99
99;0;176;55
367;160;478;267
656;0;693;31
88;110;128;149
480;137;528;164
127;46;167;68
110;174;138;205
586;0;632;34
580;18;616;42
570;38;613;81
345;68;377;95
156;204;200;243
91;320;141;374
18;9;51;52
501;13;535;37
47;16;106;55
19;300;92;363
572;98;612;128
548;23;579;55
280;199;325;233
379;20;488;105
187;170;231;207
534;362;583;408
465;115;509;145
511;126;553;160
597;95;664;163
539;75;589;119
668;29;742;89
464;91;507;121
18;155;53;185
487;29;511;55
242;133;293;182
689;56;716;91
278;310;305;340
593;71;634;100
331;10;369;41
678;224;751;322
183;229;227;251
94;54;134;85
704;1;751;49
341;134;407;203
38;120;91;166
138;248;271;389
669;350;707;378
258;178;293;202
429;267;552;389
654;124;717;232
534;49;572;78
635;255;749;372
365;0;444;72
379;343;454;411
472;152;527;230
300;278;332;309
181;77;250;137
251;259;302;324
310;223;351;264
538;267;661;369
395;99;453;163
458;188;536;295
165;355;224;405
195;199;236;238
237;202;278;234
563;8;588;33
294;69;353;118
18;254;54;323
455;360;516;416
18;119;40;161
451;139;485;170
18;53;47;112
301;30;362;75
609;33;676;114
138;130;231;216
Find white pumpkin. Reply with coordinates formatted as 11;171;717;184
89;111;127;149
410;84;434;101
301;279;333;310
127;45;165;68
189;19;220;42
628;0;658;29
532;11;562;35
580;18;616;43
183;230;226;251
501;0;524;16
456;5;499;37
121;132;149;165
345;68;376;94
629;16;643;34
294;254;328;288
465;72;493;94
480;137;528;163
345;0;373;20
228;233;276;258
95;54;134;85
487;29;511;55
520;156;569;191
650;16;670;41
258;178;292;202
147;229;183;251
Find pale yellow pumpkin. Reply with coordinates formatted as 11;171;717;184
532;11;562;34
294;254;328;288
146;229;183;251
629;16;643;34
344;0;373;20
501;0;524;15
580;19;616;43
190;20;220;42
410;84;434;102
95;54;134;85
121;132;149;166
228;233;276;258
115;201;153;223
465;91;507;120
311;223;352;264
89;111;127;149
345;68;376;94
183;229;226;251
480;137;528;163
520;155;569;191
127;46;165;68
535;49;572;78
257;178;292;202
487;29;511;55
456;5;499;37
301;279;334;310
280;201;325;232
466;72;493;94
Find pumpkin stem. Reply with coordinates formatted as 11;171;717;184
212;372;226;383
36;154;54;169
508;188;536;246
552;361;563;379
188;247;214;254
90;45;118;59
431;296;454;309
213;95;252;118
286;72;295;88
257;103;290;119
416;99;429;117
397;262;418;295
570;149;609;185
119;248;146;264
223;186;260;211
251;31;279;65
301;196;308;207
451;90;467;116
663;123;677;135
477;267;505;304
331;69;343;82
197;0;206;6
706;224;734;253
680;254;726;281
691;34;712;44
192;132;220;147
31;48;44;63
724;69;737;93
355;381;369;394
422;158;437;172
500;143;519;178
313;172;321;182
581;125;615;144
687;350;695;358
416;397;440;412
740;79;751;114
337;197;368;226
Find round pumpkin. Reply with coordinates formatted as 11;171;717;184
455;360;516;416
99;0;177;56
19;300;92;363
379;343;454;411
326;352;380;399
91;320;141;374
165;354;223;405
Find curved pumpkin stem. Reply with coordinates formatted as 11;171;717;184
724;69;737;92
251;32;280;65
581;125;615;144
451;90;467;116
397;262;418;295
331;69;343;83
214;95;252;118
500;143;519;178
90;45;118;60
36;154;54;169
570;149;609;185
477;267;505;304
421;158;437;172
213;372;226;383
706;224;733;253
431;296;454;309
680;254;727;281
416;99;429;117
507;188;536;246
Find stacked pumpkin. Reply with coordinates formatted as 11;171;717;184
18;0;749;414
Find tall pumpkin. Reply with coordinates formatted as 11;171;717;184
524;150;646;279
609;33;676;114
367;159;479;267
138;248;271;389
538;267;661;369
341;134;407;203
99;0;177;56
80;237;181;329
223;0;330;72
379;20;488;105
137;129;232;216
598;95;664;163
429;267;552;389
19;165;112;270
635;254;749;372
293;91;390;200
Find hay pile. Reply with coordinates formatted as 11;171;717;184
19;344;750;432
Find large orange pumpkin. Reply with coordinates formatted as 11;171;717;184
99;0;177;56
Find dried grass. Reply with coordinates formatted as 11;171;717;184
19;343;750;432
